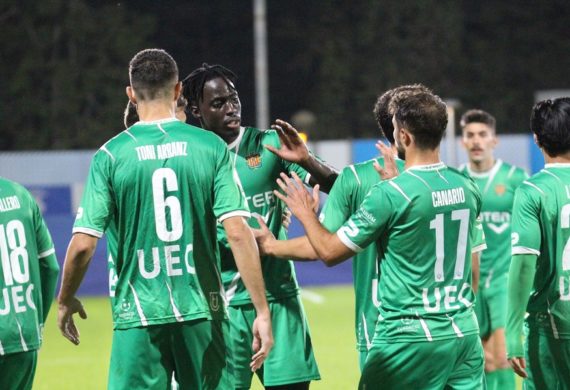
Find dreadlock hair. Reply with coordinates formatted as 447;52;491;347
181;63;237;107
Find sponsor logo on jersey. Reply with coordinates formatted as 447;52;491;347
494;184;506;196
246;153;262;169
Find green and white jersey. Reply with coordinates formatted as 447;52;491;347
74;118;249;330
511;163;570;339
337;163;485;343
460;160;528;283
221;127;310;306
0;178;55;355
320;157;405;351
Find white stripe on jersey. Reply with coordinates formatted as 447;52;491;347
225;273;241;303
472;243;487;254
0;340;4;355
406;170;432;190
38;247;55;258
128;282;148;326
548;306;560;339
157;123;167;134
507;165;516;179
124;130;137;141
165;282;184;322
523;181;545;195
100;146;115;162
336;229;364;253
362;312;372;350
512;246;541;256
349;165;361;186
218;210;251;223
542;169;563;183
448;315;464;338
16;319;28;352
417;312;433;341
388;181;411;203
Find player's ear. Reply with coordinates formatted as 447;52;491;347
174;81;182;101
190;105;201;119
126;86;137;105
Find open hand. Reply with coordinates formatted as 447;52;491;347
373;140;400;180
265;119;310;164
250;314;273;371
274;172;320;222
57;297;87;345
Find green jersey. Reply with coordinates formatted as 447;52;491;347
511;163;570;339
0;178;56;355
460;160;528;280
337;163;485;343
74;118;249;330
320;157;405;351
221;127;309;306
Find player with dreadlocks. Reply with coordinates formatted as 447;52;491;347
182;63;338;390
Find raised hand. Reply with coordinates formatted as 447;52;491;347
373;140;400;180
265;119;310;164
274;172;320;222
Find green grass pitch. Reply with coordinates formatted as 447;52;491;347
34;285;360;389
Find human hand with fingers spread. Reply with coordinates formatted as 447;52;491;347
265;119;310;164
274;172;320;223
373;141;400;180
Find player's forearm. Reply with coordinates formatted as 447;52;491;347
58;234;97;304
471;252;480;294
39;252;60;322
225;220;270;317
506;254;537;358
303;156;338;193
266;236;319;261
299;213;351;264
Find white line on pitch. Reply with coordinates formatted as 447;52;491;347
301;289;325;304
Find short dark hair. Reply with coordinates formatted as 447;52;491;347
124;100;138;128
530;97;570;157
181;63;237;107
373;84;431;144
129;49;178;101
394;92;448;150
459;109;496;131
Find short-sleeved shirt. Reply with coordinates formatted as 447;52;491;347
320;157;405;351
220;127;310;306
511;163;570;339
337;163;485;343
460;160;528;280
0;177;55;355
74;118;249;330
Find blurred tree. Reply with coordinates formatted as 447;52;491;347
0;1;155;149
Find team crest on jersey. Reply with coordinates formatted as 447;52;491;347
246;153;262;169
495;184;506;196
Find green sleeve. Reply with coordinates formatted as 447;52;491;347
39;252;60;323
506;254;537;358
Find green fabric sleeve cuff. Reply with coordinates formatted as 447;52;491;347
506;254;537;358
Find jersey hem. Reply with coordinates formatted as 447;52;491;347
336;230;363;253
228;290;300;307
1;342;40;355
112;311;213;330
38;247;55;258
218;210;251;222
372;328;480;344
472;243;487;253
512;246;540;256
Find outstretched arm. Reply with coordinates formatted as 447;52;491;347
265;119;338;192
506;254;537;378
57;233;97;345
273;172;354;263
223;216;273;371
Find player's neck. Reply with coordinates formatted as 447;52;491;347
404;147;441;169
136;101;176;122
544;151;570;164
469;157;495;173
